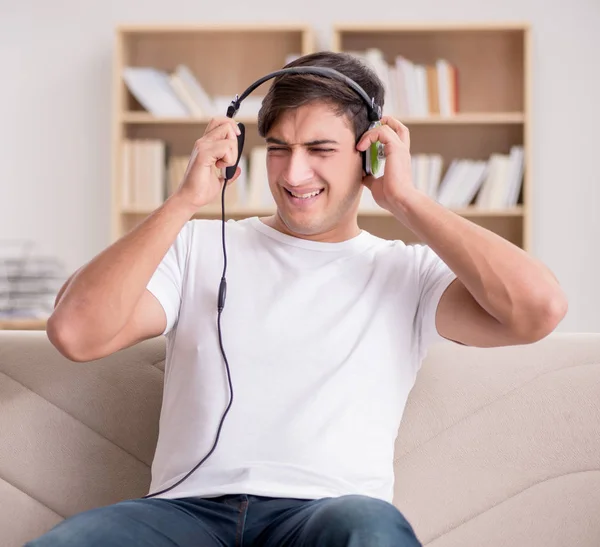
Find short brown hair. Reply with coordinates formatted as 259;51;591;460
257;51;385;142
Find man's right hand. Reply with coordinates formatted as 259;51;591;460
48;119;245;362
174;117;243;210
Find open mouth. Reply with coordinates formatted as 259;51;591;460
284;187;324;206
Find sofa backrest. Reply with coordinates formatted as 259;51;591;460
0;331;164;545
1;331;600;546
395;332;600;546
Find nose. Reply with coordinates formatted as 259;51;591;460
282;149;314;187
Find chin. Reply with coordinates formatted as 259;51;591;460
272;187;361;240
279;212;328;237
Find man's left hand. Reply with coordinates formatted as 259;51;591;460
356;116;416;221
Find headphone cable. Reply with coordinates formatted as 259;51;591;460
142;178;233;499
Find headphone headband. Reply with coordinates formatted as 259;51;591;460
226;66;381;122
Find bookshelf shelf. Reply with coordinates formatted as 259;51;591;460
0;319;47;331
112;22;531;250
351;206;525;218
403;113;525;124
116;23;315;33
121;112;525;126
120;113;261;125
121;205;524;219
331;22;530;32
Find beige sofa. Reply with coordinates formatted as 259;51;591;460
1;330;599;547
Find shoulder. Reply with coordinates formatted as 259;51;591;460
365;235;451;289
366;233;431;266
183;217;260;250
185;216;252;236
385;238;445;268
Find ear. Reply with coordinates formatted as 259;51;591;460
360;149;368;176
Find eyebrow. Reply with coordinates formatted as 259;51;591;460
266;137;340;147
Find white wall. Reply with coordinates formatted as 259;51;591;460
1;0;599;331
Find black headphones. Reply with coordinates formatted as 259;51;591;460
143;66;383;500
223;65;385;182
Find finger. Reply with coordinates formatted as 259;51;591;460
197;139;235;168
209;144;238;183
204;120;239;142
212;165;242;185
204;116;238;133
213;141;237;168
361;174;374;189
356;124;403;154
202;122;231;143
204;116;230;135
380;116;410;149
226;166;242;183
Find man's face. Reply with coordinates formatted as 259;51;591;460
264;101;364;242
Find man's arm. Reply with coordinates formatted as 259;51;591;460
357;116;567;348
48;116;242;362
394;190;567;347
47;193;196;362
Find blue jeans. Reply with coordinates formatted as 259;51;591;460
26;493;422;546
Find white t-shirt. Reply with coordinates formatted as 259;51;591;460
145;216;456;503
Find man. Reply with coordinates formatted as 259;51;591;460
31;51;567;546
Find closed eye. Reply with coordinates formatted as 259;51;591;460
266;147;336;154
267;147;289;154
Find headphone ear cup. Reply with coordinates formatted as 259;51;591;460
369;141;385;178
364;141;385;178
225;122;246;180
362;121;385;178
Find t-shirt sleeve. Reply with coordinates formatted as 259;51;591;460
413;244;457;361
146;221;192;336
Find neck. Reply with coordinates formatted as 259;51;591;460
260;212;361;243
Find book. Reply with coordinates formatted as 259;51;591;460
123;67;190;117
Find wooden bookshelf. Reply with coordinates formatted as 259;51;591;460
332;22;532;250
112;22;530;251
111;23;315;240
0;318;47;331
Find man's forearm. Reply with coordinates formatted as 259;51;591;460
391;190;567;336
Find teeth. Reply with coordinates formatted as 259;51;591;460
289;189;321;199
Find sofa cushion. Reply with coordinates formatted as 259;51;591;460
394;333;600;545
1;331;600;547
0;331;165;546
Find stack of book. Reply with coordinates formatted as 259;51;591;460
359;146;524;212
120;140;275;211
435;146;525;209
0;241;66;320
348;48;459;117
122;54;300;118
121;139;524;213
